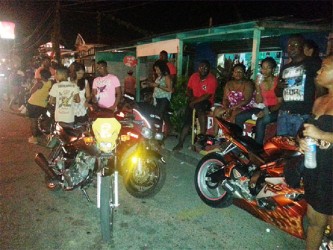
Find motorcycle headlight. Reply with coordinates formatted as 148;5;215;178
99;142;113;152
141;127;153;139
155;132;164;141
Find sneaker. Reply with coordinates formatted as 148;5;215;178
172;143;183;152
28;136;38;144
18;105;25;111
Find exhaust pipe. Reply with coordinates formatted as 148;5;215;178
35;153;59;180
221;180;243;199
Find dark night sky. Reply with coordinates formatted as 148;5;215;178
0;0;332;51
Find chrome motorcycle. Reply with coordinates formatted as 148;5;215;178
35;117;121;242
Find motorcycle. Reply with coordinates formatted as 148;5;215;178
194;117;307;239
35;117;121;242
89;93;167;199
114;94;167;198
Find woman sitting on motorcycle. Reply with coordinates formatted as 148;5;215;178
213;63;255;136
235;57;281;145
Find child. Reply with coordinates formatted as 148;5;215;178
27;69;52;144
49;66;80;124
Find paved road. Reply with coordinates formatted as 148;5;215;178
0;109;305;249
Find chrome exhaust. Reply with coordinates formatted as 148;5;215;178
34;153;59;180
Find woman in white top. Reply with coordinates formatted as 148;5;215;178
69;62;91;123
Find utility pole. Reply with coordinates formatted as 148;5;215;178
97;12;101;44
52;0;61;64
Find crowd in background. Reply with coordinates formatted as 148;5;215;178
0;34;332;249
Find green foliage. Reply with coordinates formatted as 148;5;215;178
170;76;189;133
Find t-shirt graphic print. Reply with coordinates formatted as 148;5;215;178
282;65;306;102
49;81;79;123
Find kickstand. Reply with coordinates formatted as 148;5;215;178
81;188;91;202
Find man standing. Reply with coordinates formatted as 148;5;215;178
123;69;136;96
173;60;218;151
92;60;121;112
276;34;324;136
159;50;177;83
49;66;80;124
34;56;56;80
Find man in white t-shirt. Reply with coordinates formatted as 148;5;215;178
49;66;80;123
92;60;121;111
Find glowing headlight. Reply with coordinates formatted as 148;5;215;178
99;142;113;153
141;127;153;139
155;132;164;141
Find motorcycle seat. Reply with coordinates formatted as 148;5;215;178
58;122;87;137
234;134;265;154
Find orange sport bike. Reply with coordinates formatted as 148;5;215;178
194;117;307;239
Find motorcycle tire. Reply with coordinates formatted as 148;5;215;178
100;174;114;242
194;153;233;208
123;156;166;199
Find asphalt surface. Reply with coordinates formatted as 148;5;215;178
0;106;306;250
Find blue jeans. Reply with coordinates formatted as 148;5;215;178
277;111;310;137
235;108;278;145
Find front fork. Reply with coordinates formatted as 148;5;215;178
97;171;119;209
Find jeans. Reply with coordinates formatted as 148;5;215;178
235;108;278;145
277;110;310;137
155;97;171;131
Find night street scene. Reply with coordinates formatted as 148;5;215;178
0;1;332;249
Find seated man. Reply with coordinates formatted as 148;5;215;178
173;60;218;151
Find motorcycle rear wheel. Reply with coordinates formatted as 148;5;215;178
194;153;233;208
123;156;166;198
100;174;114;242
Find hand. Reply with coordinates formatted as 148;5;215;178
276;79;288;90
302;123;322;140
106;104;116;112
257;111;264;118
255;75;264;86
298;138;308;154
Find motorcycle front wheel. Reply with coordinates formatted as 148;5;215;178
194;153;233;208
100;174;114;242
123;156;166;199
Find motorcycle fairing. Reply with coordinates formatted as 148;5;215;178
234;176;306;239
92;118;121;153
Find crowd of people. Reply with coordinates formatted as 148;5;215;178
1;35;332;249
171;34;332;249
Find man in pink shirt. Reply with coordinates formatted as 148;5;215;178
92;60;121;111
173;60;218;151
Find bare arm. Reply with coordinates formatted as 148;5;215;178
92;89;98;103
49;96;56;105
222;82;231;108
85;81;91;103
160;75;173;92
30;80;43;95
110;86;121;111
